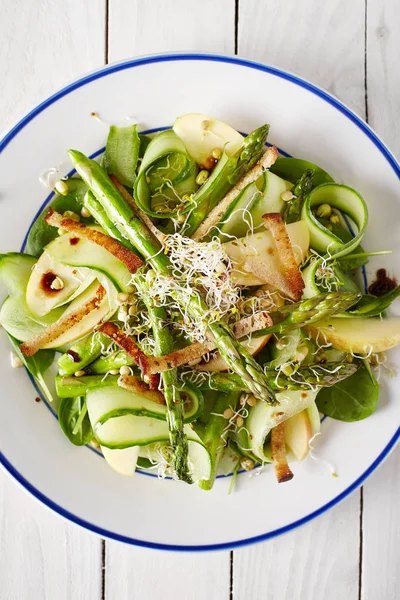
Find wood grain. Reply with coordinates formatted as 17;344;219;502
0;1;105;598
0;0;105;133
106;546;230;600
233;496;359;600
238;0;366;117
0;473;101;600
362;2;400;598
108;0;234;61
234;2;366;598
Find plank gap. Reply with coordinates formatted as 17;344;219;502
234;0;239;55
105;0;110;64
230;550;234;599
364;0;369;122
358;488;364;600
101;539;106;600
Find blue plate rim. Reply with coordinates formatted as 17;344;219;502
0;52;399;552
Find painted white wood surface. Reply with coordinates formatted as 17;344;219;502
0;1;105;599
0;1;399;599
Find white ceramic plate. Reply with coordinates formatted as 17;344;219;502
0;53;399;551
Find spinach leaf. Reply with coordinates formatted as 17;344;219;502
316;363;379;422
58;397;93;446
25;178;88;256
7;334;56;403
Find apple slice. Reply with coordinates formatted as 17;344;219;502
101;445;140;476
173;114;244;168
284;409;312;462
195;333;271;372
306;316;400;354
224;220;310;288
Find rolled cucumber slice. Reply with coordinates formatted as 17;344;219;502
94;414;211;481
301;184;368;258
86;384;203;427
44;229;133;292
249;171;293;222
217;181;262;239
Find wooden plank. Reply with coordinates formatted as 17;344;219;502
106;547;230;600
0;472;102;600
108;0;234;60
0;0;105;133
362;1;400;598
0;1;105;598
233;497;359;600
106;2;233;599
366;0;400;157
238;0;366;117
235;2;365;599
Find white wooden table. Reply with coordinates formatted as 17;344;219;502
0;1;399;598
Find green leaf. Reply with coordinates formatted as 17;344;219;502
58;397;93;446
7;334;55;403
25;178;88;256
316;363;379;422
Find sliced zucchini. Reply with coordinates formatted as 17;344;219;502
86;384;203;427
217;181;262;239
249;171;293;222
95;416;211;481
0;253;36;296
173;114;244;167
270;157;334;187
301;184;368;258
44;229;133;291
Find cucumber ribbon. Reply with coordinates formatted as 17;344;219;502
134;130;199;218
301;183;368;298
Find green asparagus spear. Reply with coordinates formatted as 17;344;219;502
339;285;400;318
183;362;359;393
197;391;241;491
83;191;133;248
283;169;314;224
89;350;135;374
58;331;112;375
252;291;361;336
68;149;276;404
56;374;120;398
185;125;270;236
142;293;192;484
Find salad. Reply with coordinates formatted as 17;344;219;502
1;114;399;490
